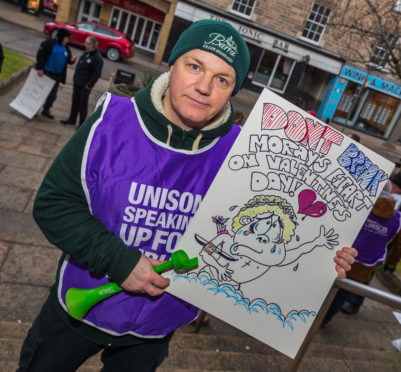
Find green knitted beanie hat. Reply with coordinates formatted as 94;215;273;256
168;19;250;96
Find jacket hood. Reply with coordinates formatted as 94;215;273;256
372;197;396;219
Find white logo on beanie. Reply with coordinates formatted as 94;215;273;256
203;33;238;62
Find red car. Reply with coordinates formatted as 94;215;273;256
44;21;134;61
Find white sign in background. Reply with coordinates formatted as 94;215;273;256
165;89;395;358
10;68;55;119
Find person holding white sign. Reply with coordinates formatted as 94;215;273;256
36;28;77;119
18;20;357;371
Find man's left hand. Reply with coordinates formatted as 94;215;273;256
334;246;357;279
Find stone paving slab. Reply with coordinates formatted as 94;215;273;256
0;209;49;246
0;243;59;287
0;240;10;267
297;358;349;372
0;282;49;323
0;184;33;213
0;147;48;172
0;166;45;191
345;360;400;372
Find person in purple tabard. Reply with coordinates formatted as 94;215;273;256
321;180;401;326
17;20;357;371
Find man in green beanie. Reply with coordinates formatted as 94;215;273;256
18;19;357;371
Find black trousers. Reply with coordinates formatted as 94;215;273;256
43;71;62;112
17;297;170;372
69;84;91;125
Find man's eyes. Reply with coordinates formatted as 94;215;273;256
190;64;199;71
217;77;229;85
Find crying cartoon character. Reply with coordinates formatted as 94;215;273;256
196;195;338;290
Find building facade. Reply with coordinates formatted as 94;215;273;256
53;0;401;140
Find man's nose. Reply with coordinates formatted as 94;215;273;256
195;74;212;95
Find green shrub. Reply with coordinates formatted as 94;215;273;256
140;71;154;88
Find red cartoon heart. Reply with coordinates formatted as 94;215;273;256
298;189;327;220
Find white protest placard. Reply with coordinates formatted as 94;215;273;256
165;88;395;358
10;68;55;119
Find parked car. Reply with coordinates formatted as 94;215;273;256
44;21;134;61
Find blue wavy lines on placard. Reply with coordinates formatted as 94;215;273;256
173;273;316;330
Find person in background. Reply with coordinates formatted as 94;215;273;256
0;43;4;73
381;172;401;272
322;180;401;325
348;133;361;143
307;109;316;117
233;110;245;126
389;172;401;195
61;36;103;127
18;20;357;371
36;28;77;119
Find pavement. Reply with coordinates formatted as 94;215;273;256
0;2;401;371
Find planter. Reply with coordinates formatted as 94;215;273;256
108;83;139;98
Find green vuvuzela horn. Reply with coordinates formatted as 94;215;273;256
65;250;198;320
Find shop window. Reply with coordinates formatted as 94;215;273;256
369;33;398;69
118;12;128;33
333;81;362;125
301;3;331;44
360;102;376;120
150;24;161;50
231;0;256;18
253;50;294;93
109;8;162;52
127;14;137;37
110;8;120;29
78;0;102;23
354;91;398;136
134;18;144;44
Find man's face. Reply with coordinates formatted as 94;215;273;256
163;49;236;130
85;38;95;52
61;36;70;46
392;182;401;194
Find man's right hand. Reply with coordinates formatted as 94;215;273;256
121;255;170;296
37;70;44;76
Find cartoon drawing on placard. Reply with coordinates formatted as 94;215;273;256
195;194;338;292
167;90;394;354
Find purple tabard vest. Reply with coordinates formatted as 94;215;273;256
58;93;239;338
354;209;401;266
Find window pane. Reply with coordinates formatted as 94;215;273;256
83;0;90;15
141;20;152;47
231;0;255;16
127;14;137;37
134;18;144;44
118;12;128;33
254;51;277;86
302;3;331;43
93;4;101;19
270;57;293;90
370;33;399;67
110;8;119;29
149;23;161;50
